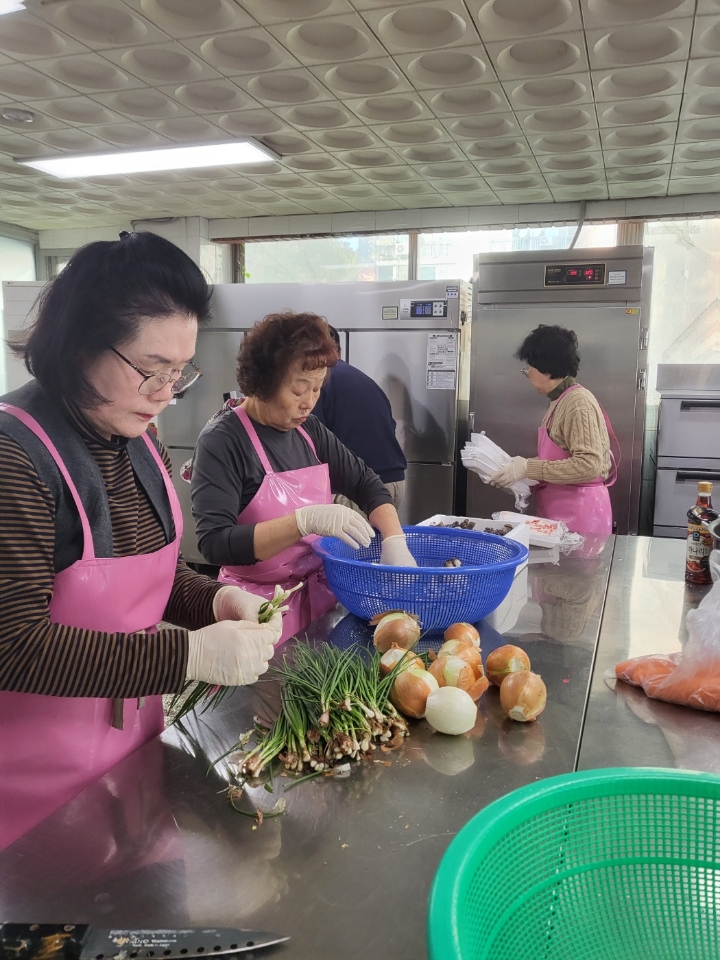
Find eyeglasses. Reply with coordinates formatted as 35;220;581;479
110;346;203;396
521;366;530;378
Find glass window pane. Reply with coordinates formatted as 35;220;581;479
644;219;720;403
0;236;36;395
417;223;618;282
244;234;409;283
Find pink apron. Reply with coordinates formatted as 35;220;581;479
534;384;618;537
0;403;182;850
217;406;337;645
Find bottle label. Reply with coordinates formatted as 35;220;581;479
687;522;713;574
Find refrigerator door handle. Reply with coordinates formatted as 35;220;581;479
675;469;720;482
680;399;720;410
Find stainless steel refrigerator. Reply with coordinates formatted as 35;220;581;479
653;364;720;538
467;246;653;536
158;280;472;564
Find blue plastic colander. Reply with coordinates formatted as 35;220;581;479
311;525;528;631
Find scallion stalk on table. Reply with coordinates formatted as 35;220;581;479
222;641;410;785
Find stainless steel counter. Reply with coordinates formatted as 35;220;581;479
6;534;711;960
578;536;720;773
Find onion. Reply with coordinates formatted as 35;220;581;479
438;639;484;677
372;611;421;653
429;655;475;693
499;671;547;722
486;644;531;687
379;643;423;677
443;622;480;648
390;667;438;719
425;687;478;735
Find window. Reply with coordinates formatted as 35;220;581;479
0;235;36;394
644;218;720;402
243;234;409;283
417;224;618;282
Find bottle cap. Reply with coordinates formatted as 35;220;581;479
698;481;713;494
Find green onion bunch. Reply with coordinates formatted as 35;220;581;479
231;641;409;780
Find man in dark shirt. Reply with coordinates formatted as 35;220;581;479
313;326;407;512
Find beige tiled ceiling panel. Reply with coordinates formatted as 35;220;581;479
0;0;716;229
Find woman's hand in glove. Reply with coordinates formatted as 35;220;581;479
295;504;375;549
490;456;528;489
212;586;283;643
186;620;278;687
380;534;417;567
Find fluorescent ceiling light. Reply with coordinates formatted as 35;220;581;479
18;140;279;179
0;1;25;13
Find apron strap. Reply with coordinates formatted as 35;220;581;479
234;406;274;474
140;433;184;537
0;402;95;561
296;424;319;460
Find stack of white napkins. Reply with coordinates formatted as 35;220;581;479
461;431;537;511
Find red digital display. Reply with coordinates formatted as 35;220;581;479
568;269;578;276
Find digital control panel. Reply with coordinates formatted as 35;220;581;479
409;299;448;318
544;263;606;286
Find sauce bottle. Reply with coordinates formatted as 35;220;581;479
685;481;718;585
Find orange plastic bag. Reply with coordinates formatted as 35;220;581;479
612;579;720;713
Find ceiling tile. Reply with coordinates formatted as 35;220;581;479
359;1;477;55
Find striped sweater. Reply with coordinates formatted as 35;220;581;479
0;430;220;699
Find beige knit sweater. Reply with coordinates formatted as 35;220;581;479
525;379;612;485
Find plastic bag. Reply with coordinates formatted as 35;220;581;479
610;579;720;713
461;432;537;512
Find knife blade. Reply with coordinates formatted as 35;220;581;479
0;925;288;960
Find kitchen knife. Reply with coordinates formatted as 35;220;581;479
0;925;288;960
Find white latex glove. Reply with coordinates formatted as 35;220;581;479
213;584;266;622
295;503;375;549
379;534;417;567
186;620;277;687
490;456;528;489
212;586;284;643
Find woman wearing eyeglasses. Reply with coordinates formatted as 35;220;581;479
489;325;617;536
0;232;281;849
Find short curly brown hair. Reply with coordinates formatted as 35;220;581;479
237;311;339;401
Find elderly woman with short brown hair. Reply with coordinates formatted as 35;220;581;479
191;311;416;644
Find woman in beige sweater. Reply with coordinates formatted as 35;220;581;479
490;325;616;535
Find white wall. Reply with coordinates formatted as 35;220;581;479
39;218;232;284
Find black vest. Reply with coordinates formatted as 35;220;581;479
0;381;174;573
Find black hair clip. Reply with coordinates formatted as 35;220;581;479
118;230;131;239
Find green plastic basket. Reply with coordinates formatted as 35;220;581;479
428;767;720;960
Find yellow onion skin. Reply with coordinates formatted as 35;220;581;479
390;667;438;719
373;611;421;653
379;643;423;678
500;671;547;722
486;644;531;687
429;655;476;693
443;622;480;647
438;639;484;678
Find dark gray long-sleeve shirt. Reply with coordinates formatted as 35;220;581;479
191;411;393;566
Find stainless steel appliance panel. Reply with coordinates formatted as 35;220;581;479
474;246;644;304
347;329;457;463
657;397;720;458
653;464;720;531
158;330;245;448
468;303;645;534
400;462;454;524
166;446;202;564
